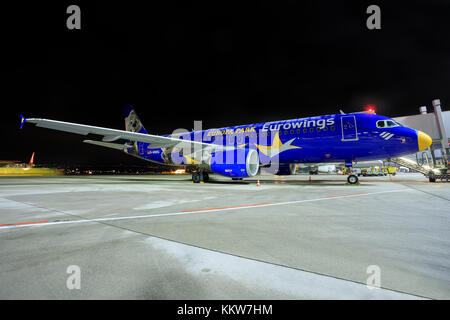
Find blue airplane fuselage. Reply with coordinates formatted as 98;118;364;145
131;113;422;166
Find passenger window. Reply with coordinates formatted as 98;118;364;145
316;127;320;132
310;128;314;133
290;130;294;134
323;127;328;131
297;129;301;134
303;129;307;133
284;131;288;135
331;126;335;131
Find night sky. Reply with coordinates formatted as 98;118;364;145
2;1;450;166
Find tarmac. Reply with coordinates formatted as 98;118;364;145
0;173;449;299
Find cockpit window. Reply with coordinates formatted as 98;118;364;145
376;120;401;128
386;120;396;127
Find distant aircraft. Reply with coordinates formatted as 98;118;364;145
0;152;35;168
27;152;35;168
0;152;62;176
20;105;432;184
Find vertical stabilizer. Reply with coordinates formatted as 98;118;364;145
28;152;35;168
124;105;148;134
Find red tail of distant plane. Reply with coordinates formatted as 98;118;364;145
28;152;35;168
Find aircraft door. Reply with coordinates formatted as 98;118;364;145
341;115;358;141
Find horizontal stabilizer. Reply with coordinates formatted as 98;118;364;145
83;140;129;151
102;135;123;142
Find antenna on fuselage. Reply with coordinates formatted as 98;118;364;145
339;109;346;114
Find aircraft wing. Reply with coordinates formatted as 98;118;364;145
23;117;221;150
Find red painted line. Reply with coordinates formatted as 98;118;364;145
0;220;49;227
326;193;369;198
182;203;271;213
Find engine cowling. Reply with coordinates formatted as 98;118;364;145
209;148;259;178
274;163;297;175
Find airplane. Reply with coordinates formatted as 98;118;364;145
0;152;35;169
19;105;432;184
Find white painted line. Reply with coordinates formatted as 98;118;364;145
0;189;410;230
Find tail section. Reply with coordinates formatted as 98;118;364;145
124;105;148;134
27;152;35;168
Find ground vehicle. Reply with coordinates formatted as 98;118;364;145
382;166;397;175
359;166;397;176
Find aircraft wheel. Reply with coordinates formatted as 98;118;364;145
347;174;359;184
203;172;209;182
192;172;201;183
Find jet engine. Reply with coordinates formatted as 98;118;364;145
209;148;259;178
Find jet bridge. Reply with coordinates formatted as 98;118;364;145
391;99;450;182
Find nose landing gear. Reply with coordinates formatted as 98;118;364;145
344;160;359;185
347;174;359;185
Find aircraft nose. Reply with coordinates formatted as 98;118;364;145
417;131;432;151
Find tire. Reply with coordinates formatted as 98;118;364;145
192;172;201;183
203;172;209;182
347;175;359;184
428;173;436;183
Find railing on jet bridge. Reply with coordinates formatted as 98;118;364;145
415;152;431;167
389;156;433;175
390;154;450;182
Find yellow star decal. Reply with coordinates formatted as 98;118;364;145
255;132;301;157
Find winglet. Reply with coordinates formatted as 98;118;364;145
19;114;26;129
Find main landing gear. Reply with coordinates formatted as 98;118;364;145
192;170;209;183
